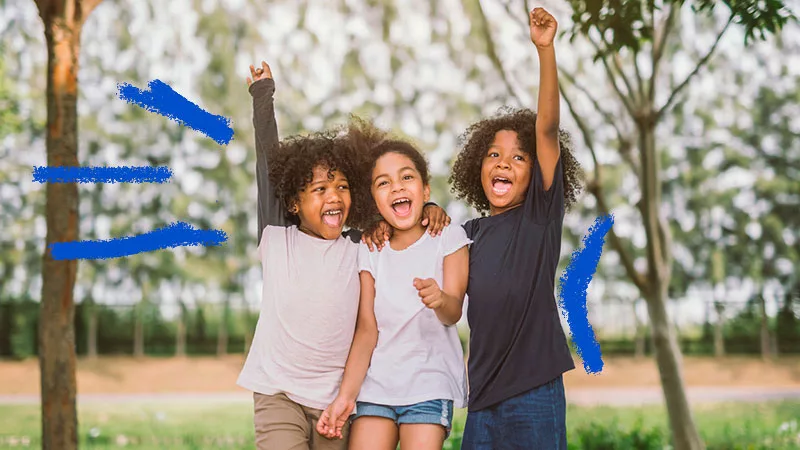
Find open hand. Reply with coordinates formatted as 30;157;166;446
247;61;272;86
316;396;355;440
421;203;451;237
414;278;446;309
362;220;392;252
529;8;557;48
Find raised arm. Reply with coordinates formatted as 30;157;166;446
530;8;561;191
247;62;289;244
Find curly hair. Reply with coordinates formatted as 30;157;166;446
268;129;373;230
449;107;583;215
338;116;431;229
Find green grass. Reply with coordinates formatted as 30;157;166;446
1;401;798;449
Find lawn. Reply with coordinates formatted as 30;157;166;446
1;401;798;449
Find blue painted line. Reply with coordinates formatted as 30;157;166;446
49;222;228;260
558;214;613;374
32;166;172;184
117;79;234;145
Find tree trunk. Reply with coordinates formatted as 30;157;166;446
759;294;772;360
633;299;646;358
645;285;703;450
217;299;229;356
133;301;144;358
176;302;187;357
638;122;704;450
713;301;725;358
87;300;98;359
33;1;102;448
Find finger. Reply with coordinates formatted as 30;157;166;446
261;61;272;78
419;286;439;298
249;64;257;78
246;77;252;86
421;217;429;226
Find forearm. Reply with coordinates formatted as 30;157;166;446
250;79;286;238
434;293;463;326
535;45;560;138
338;327;378;401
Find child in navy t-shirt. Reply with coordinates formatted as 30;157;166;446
448;8;583;449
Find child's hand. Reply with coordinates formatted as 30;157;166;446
362;221;392;252
414;278;446;309
529;7;557;49
421;203;451;237
316;396;355;440
246;61;272;87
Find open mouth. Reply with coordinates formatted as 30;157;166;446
391;198;412;217
321;209;343;228
491;176;513;196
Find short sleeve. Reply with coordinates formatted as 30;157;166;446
525;156;564;223
357;242;375;276
441;224;472;257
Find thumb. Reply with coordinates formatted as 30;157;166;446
413;278;423;289
421;217;429;226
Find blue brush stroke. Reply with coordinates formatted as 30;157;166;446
117;79;233;145
49;222;227;261
33;166;172;184
558;214;614;374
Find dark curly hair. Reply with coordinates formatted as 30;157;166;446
449;107;583;215
268;129;373;230
339;116;431;228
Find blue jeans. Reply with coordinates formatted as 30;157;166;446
352;399;454;437
462;376;567;450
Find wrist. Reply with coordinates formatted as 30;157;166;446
535;42;555;53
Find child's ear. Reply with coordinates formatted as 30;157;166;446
289;202;299;215
423;184;431;203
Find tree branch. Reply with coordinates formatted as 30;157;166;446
600;34;640;105
560;83;649;294
81;0;104;19
657;15;733;119
631;48;646;102
650;3;678;103
587;35;638;118
560;68;641;173
474;0;524;105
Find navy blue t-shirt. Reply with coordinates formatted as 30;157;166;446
462;157;575;412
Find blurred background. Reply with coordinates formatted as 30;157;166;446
1;0;798;448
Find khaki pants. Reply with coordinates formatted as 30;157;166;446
253;392;350;450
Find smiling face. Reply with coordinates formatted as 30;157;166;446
371;151;430;231
292;165;352;240
480;129;532;215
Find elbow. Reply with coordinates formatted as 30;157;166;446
356;324;378;348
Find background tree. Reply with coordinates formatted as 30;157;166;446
32;0;104;448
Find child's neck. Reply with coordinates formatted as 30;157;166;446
388;222;426;251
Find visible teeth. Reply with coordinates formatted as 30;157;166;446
392;199;410;205
323;210;341;215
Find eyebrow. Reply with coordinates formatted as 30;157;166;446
373;166;417;182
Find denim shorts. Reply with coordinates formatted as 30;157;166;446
353;399;454;437
462;375;567;450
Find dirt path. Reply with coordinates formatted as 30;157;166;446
2;355;799;405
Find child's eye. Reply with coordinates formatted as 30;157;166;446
403;175;414;181
513;155;525;161
315;187;325;193
488;152;499;158
377;180;388;187
339;184;349;190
